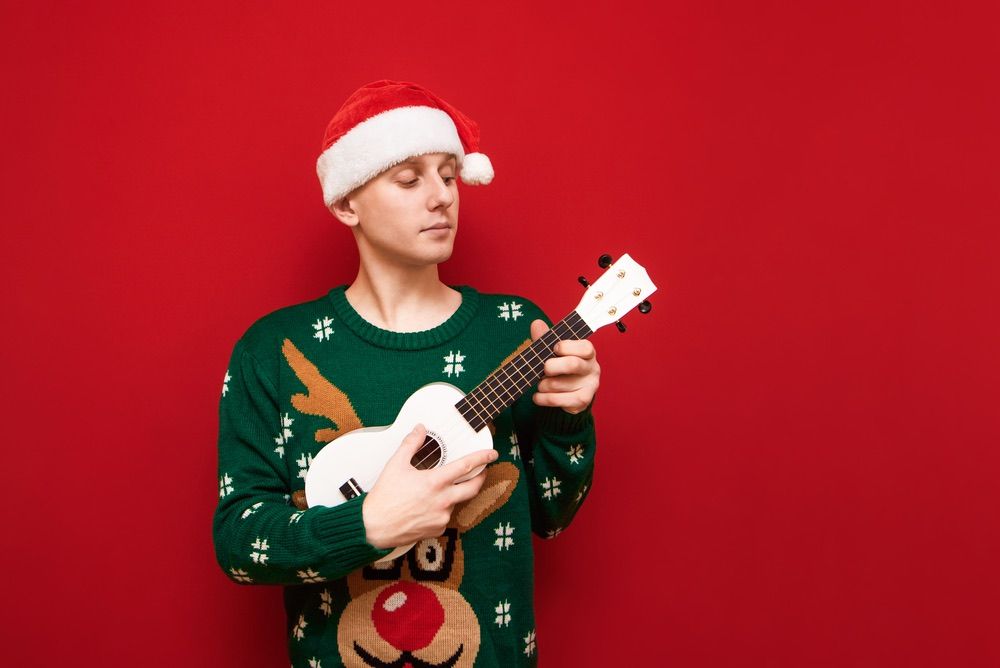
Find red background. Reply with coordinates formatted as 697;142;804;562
2;1;998;666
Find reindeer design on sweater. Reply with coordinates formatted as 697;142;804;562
282;338;524;666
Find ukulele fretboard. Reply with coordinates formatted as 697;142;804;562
454;311;593;432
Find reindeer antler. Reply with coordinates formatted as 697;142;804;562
281;338;364;443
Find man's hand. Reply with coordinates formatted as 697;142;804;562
362;423;498;549
530;319;601;415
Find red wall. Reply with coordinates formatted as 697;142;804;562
3;2;998;666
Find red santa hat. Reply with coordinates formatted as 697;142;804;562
317;79;494;209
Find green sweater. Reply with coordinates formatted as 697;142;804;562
213;284;597;667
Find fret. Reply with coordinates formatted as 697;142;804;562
454;311;593;432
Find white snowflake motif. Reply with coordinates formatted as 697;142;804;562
308;659;322;668
541;477;562;500
523;629;537;656
319;589;333;617
250;536;270;565
297;567;326;583
292;614;308;640
509;432;520;460
222;369;231;397
567;444;584;464
241;501;263;520
576;484;589;502
296;452;314;480
289;510;305;524
443;350;466;377
545;527;563;539
229;567;253;583
497;301;523;321
493;522;515;551
494;599;511;627
219;473;234;498
274;413;294;458
312;316;334;342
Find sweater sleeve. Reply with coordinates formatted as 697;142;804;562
510;304;598;539
212;338;392;586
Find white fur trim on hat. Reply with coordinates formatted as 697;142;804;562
317;106;466;208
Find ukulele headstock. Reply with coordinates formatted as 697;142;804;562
574;253;658;332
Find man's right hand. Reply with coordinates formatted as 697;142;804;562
361;423;498;549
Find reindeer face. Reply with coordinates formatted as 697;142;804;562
336;462;519;668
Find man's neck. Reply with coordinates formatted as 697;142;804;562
345;263;462;333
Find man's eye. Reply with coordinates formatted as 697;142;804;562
444;176;456;184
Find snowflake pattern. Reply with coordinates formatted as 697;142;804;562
567;444;584;464
319;589;333;617
545;527;563;539
308;659;322;668
219;473;234;498
222;369;231;397
509;432;520;460
292;614;308;640
494;522;515;551
229;567;252;583
523;629;537;656
297;567;326;583
250;536;270;565
274;413;294;459
312;316;334;342
577;484;589;502
296;452;313;480
498;301;523;321
443;350;466;377
494;599;511;627
241;501;263;520
289;510;305;524
541;477;562;500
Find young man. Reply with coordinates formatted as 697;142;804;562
213;80;600;667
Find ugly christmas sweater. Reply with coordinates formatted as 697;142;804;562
213;284;597;667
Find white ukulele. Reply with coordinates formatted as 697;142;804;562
304;252;657;560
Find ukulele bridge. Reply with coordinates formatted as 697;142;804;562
339;477;363;500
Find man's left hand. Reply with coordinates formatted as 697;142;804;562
529;319;600;415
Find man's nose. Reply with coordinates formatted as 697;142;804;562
428;175;454;208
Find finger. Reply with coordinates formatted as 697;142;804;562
390;423;428;467
530;319;549;342
534;390;590;414
538;377;583;394
544;356;589;377
448;469;488;504
434;448;498;485
554;339;596;359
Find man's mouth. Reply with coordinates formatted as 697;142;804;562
422;222;451;231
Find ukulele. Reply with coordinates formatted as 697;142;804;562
304;252;657;560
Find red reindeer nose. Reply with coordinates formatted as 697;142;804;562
371;581;445;652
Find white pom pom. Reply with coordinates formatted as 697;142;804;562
459;152;494;185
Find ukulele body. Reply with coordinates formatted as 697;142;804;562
304;381;494;561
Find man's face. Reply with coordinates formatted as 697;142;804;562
338;152;460;268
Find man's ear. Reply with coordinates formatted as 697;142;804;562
329;194;360;227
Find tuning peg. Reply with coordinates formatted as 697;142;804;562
598;254;614;268
615;320;626;333
638;300;652;314
578;275;590;288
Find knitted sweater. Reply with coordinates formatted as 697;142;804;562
213;284;598;667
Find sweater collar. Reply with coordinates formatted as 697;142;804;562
326;284;480;350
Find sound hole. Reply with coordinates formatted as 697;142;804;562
410;434;442;470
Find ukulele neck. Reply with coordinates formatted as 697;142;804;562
454;311;593;432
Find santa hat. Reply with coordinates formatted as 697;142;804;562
317;79;494;209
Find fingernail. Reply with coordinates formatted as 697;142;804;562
489;450;499;461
